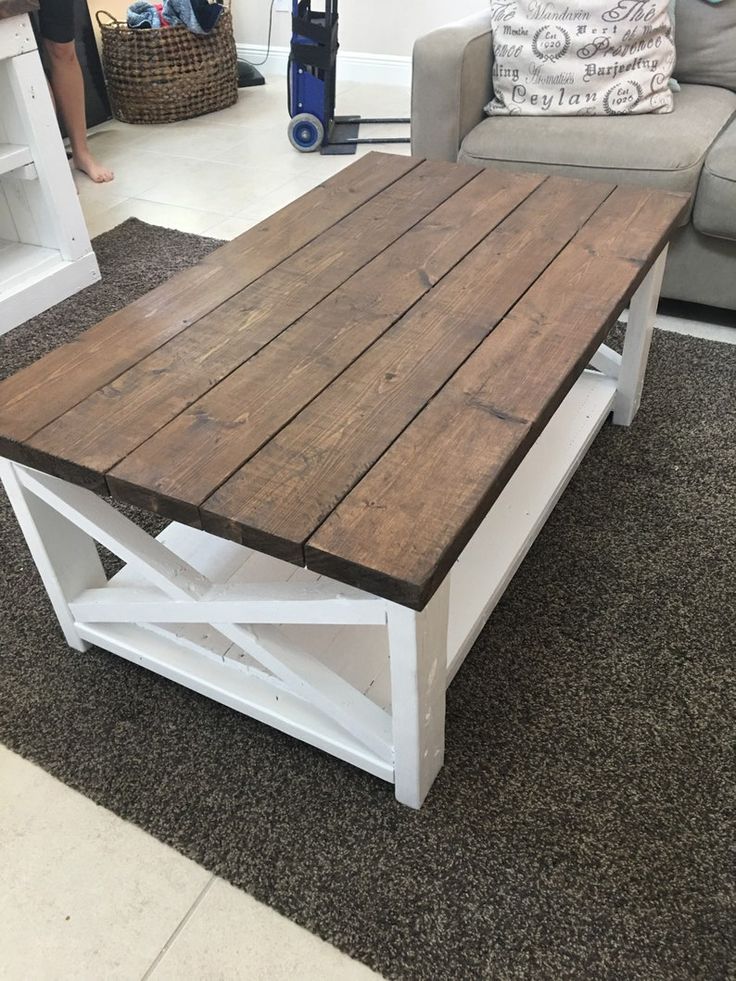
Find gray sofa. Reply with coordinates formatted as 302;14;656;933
412;1;736;311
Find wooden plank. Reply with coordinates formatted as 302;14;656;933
20;160;481;487
15;160;480;491
443;372;618;683
211;621;395;761
75;621;394;782
107;169;546;522
0;459;106;652
5;52;89;260
0;13;37;61
387;578;450;808
69;581;387;626
15;465;209;599
0;143;32;176
199;176;616;561
0;251;100;339
0;151;419;445
305;187;689;608
0;184;18;241
613;248;668;425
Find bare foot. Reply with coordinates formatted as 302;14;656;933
73;152;114;183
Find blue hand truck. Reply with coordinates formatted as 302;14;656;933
287;0;410;153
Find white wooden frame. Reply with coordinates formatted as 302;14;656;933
0;252;665;808
0;13;100;336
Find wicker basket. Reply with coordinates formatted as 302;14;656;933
97;8;238;124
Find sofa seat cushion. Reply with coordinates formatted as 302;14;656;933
694;121;736;242
459;84;736;224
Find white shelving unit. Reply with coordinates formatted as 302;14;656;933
0;9;99;336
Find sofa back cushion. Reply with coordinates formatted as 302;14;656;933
486;0;675;117
674;0;736;91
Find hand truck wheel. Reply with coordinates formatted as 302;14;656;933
288;113;324;152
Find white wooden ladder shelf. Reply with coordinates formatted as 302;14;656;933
0;13;99;334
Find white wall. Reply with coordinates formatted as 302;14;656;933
233;0;485;58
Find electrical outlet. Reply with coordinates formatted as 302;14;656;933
274;0;290;12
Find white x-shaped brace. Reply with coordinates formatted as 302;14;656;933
11;465;394;763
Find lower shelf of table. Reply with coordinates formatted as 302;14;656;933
76;619;397;781
68;367;616;784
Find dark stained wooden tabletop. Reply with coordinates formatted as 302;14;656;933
0;152;689;608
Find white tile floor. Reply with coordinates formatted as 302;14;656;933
79;77;412;243
0;746;378;980
2;74;734;980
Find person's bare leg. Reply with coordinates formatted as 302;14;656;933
44;39;114;183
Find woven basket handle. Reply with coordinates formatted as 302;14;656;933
95;9;125;28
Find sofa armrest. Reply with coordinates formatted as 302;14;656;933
411;10;494;162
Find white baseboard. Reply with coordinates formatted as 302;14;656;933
236;43;412;88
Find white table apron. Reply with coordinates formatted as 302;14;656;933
0;248;667;809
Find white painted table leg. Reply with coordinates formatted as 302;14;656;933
0;459;106;651
613;246;668;427
387;577;450;808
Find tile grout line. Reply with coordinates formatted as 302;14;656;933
139;875;217;980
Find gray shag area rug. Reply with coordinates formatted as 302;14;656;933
1;219;734;981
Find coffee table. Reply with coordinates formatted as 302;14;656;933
0;153;687;807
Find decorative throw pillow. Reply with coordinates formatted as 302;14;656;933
486;0;676;117
668;0;680;90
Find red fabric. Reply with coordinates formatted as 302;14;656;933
154;2;170;26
